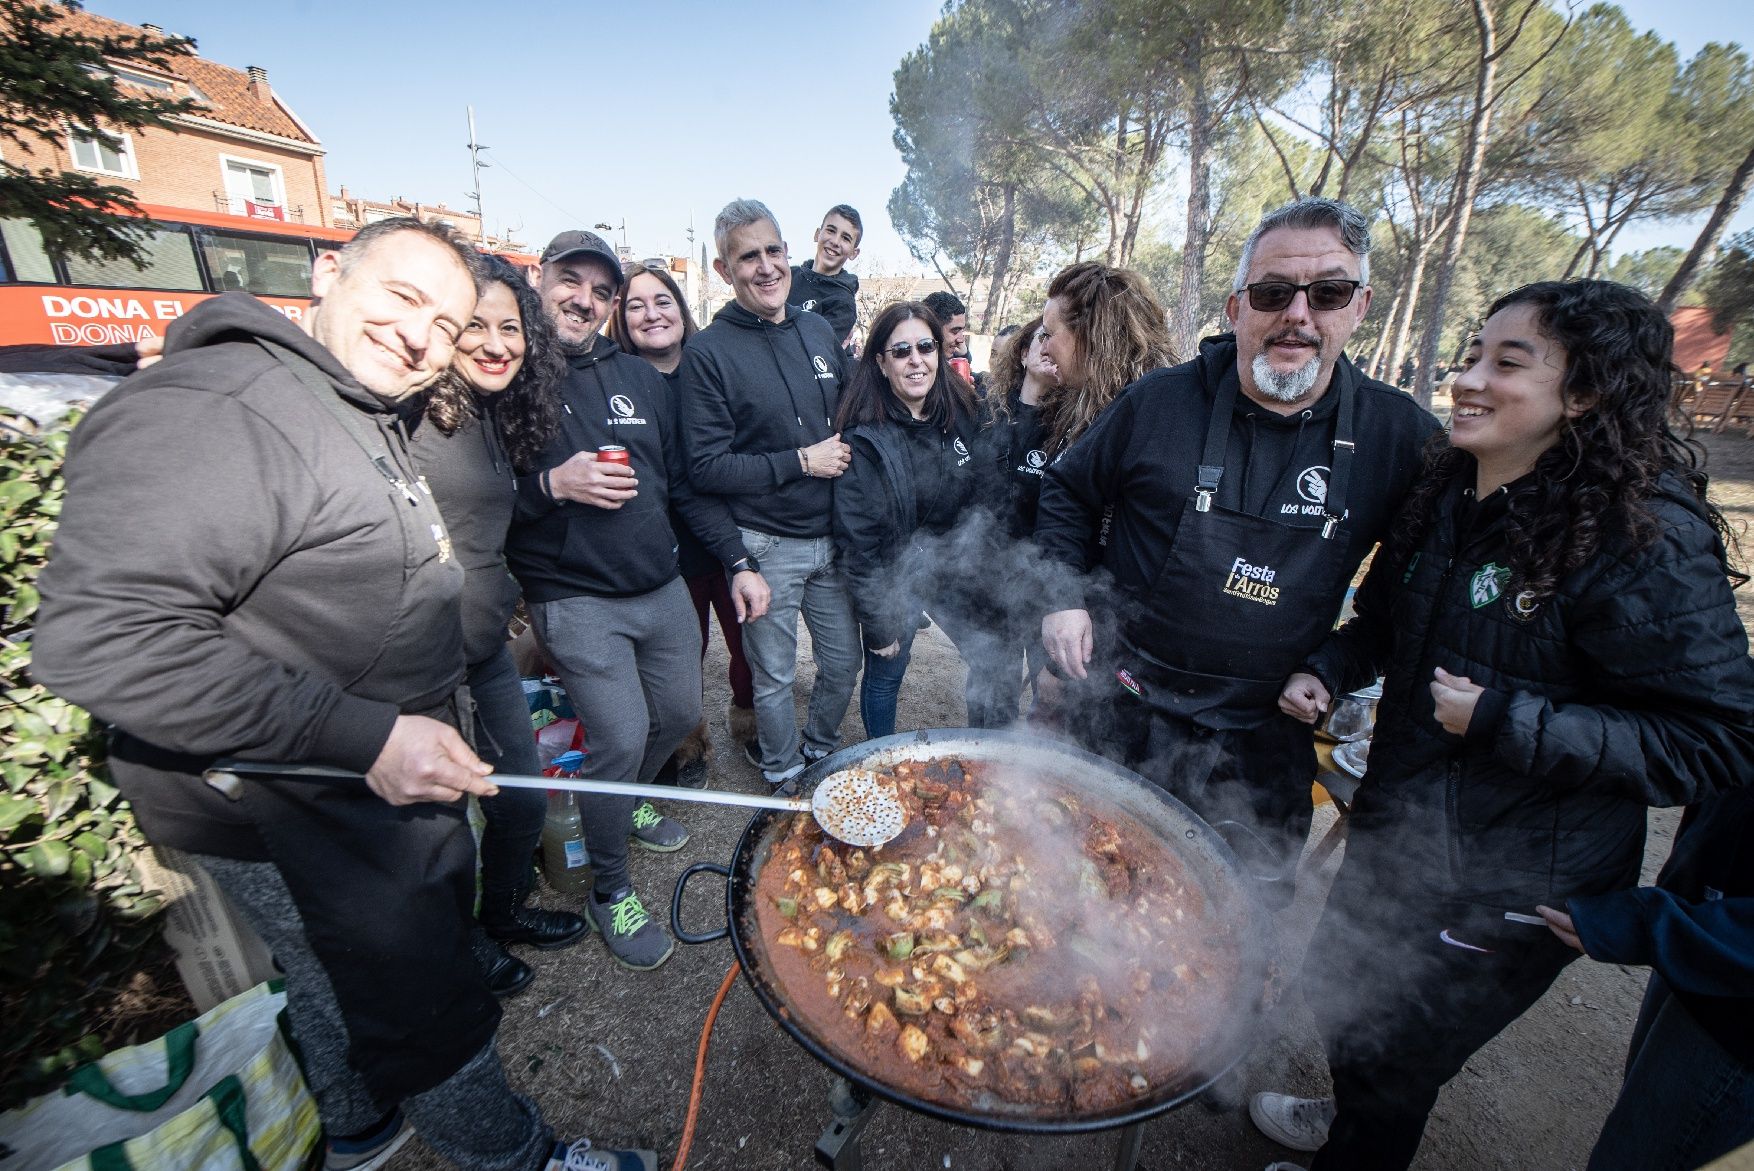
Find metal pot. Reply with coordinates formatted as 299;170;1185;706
669;729;1277;1135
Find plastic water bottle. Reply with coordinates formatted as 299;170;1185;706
540;750;591;893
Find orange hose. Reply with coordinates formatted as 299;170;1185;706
670;961;740;1171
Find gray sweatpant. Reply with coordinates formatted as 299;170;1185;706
197;854;550;1171
531;576;701;896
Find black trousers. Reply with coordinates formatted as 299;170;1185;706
235;776;500;1104
1305;838;1579;1171
1105;695;1316;910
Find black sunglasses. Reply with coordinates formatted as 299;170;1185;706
884;339;938;360
1240;279;1363;313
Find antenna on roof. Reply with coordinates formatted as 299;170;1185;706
466;106;489;249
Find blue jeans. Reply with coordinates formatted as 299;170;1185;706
859;628;917;739
736;529;861;779
1586;975;1754;1170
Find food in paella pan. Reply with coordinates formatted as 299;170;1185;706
752;755;1243;1113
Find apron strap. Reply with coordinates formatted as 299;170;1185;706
1194;369;1238;513
1321;372;1358;539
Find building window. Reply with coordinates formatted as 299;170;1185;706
220;157;286;220
198;229;313;297
64;227;201;292
69;131;137;178
108;66;176;93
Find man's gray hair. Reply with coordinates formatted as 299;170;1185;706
1233;197;1370;290
337;215;484;284
714;199;782;262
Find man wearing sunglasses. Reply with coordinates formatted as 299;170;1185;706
1037;196;1439;911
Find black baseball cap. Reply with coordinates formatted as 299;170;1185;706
540;230;619;274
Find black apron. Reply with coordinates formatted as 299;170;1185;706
1122;371;1359;730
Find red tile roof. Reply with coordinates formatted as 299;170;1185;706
51;7;317;145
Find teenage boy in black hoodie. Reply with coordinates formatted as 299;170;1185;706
33;219;655;1171
1036;197;1440;908
681;199;861;786
790;203;862;350
510;230;767;972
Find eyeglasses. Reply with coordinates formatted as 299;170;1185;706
884;339;938;360
1239;279;1363;313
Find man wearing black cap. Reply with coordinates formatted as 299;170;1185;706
508;230;767;972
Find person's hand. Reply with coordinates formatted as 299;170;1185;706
547;452;638;509
871;640;901;659
1042;609;1093;681
365;715;496;806
731;570;770;623
135;335;165;369
1431;666;1484;736
1537;904;1585;952
1280;672;1332;724
800;433;852;479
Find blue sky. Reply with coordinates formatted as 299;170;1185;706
90;0;1753;272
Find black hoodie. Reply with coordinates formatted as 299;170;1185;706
32;292;464;858
790;260;860;342
679;301;847;538
508;336;746;600
1036;334;1439;612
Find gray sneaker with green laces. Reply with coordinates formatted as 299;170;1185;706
628;800;688;852
586;886;674;970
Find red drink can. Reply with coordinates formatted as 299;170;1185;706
949;356;973;384
596;445;630;466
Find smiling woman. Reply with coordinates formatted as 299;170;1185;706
610;265;697;375
1269;279;1754;1171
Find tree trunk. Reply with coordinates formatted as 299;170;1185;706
982;183;1017;332
1174;43;1213;356
1366;281;1406;378
1658;141;1754;312
1383;240;1434;388
1412;0;1498;408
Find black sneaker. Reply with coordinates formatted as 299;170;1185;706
324;1110;413;1171
585;887;674;971
742;739;763;768
541;1138;657;1171
802;743;835;766
677;756;710;789
484;902;587;951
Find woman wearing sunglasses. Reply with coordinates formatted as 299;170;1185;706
831;302;1008;736
1258;280;1754;1171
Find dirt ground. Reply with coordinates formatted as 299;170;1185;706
390;432;1754;1171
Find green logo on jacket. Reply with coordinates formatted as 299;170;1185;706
1470;562;1511;609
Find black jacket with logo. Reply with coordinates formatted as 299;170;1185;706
790;261;859;343
680;302;847;539
832;401;1002;650
1035;335;1438;618
32;293;464;859
1002;395;1051;540
509;337;746;600
1306;468;1754;919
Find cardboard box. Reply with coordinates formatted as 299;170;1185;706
135;845;280;1012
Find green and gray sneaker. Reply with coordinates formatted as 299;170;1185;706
629;800;689;852
586;886;674;970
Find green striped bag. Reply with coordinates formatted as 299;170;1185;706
0;981;320;1171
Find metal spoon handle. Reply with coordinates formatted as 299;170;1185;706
202;758;808;814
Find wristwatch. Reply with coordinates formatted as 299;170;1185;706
733;556;761;574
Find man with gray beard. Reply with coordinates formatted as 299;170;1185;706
1036;196;1438;910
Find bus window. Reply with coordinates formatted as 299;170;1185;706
199;230;313;297
64;227;201;292
1;219;57;283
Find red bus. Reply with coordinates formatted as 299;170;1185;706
0;204;536;347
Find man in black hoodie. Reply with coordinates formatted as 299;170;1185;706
512;229;766;972
681;199;861;786
790;203;862;350
33;219;655;1171
1036;197;1440;907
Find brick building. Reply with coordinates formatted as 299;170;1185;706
330;187;524;252
5;8;330;227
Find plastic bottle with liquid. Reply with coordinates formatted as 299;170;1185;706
540;750;592;893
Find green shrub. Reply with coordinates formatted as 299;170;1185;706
0;407;168;1109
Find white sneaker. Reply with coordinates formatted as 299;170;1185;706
1250;1092;1335;1152
543;1138;656;1171
1264;1163;1308;1171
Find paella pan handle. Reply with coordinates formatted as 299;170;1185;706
1209;819;1287;889
671;862;733;945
